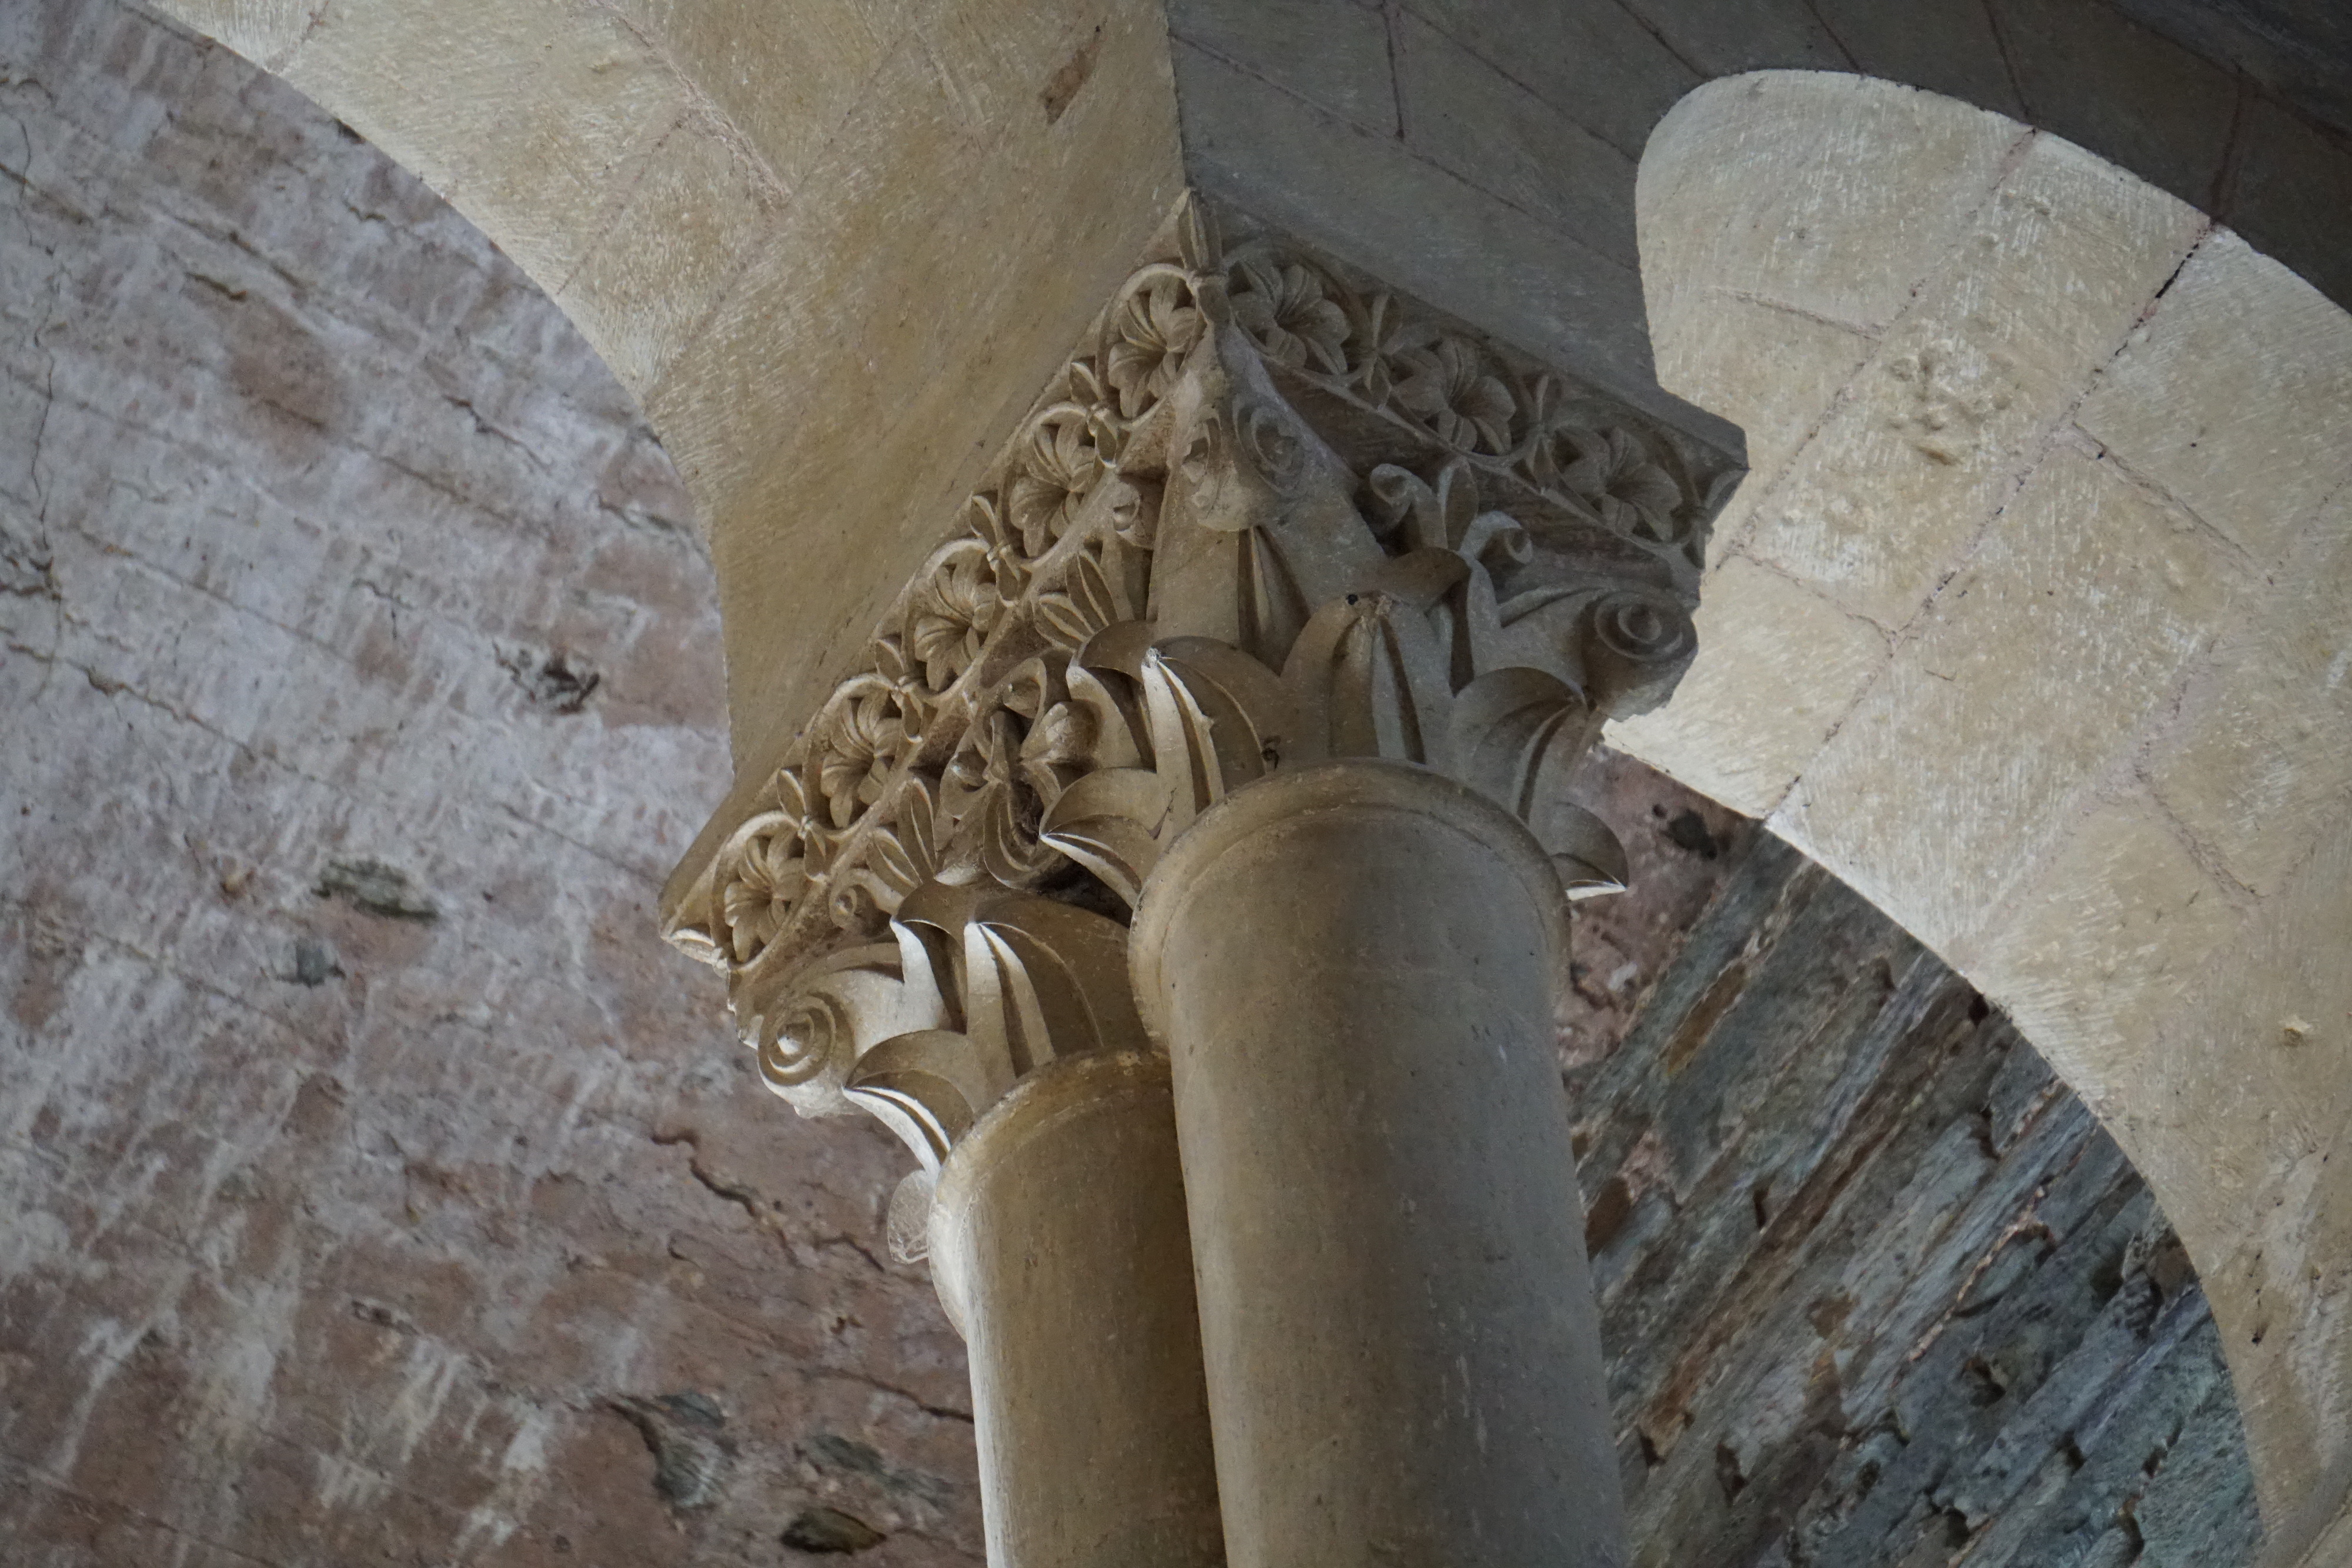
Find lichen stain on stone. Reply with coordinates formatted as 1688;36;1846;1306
610;1391;735;1510
803;1430;959;1510
499;646;602;714
315;858;440;921
781;1505;888;1554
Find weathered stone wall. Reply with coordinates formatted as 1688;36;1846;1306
1;5;984;1562
1565;788;2262;1567
0;6;2263;1566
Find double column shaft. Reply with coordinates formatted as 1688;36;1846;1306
934;759;1625;1567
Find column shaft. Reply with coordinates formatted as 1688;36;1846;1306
1133;761;1625;1568
927;1051;1225;1568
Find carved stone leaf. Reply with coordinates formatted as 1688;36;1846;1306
1038;767;1172;907
1140;638;1291;827
1448;668;1591;811
1064;660;1149;771
1533;800;1630;901
1279;591;1456;770
1035;543;1130;651
845;1028;990;1169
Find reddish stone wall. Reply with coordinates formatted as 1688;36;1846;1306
1;4;980;1561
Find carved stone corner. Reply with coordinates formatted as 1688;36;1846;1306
659;189;1747;1187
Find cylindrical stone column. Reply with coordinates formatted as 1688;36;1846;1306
927;1049;1226;1568
1131;760;1624;1568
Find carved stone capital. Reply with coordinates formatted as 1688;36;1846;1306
662;194;1745;1212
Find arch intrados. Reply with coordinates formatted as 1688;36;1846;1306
1622;68;2352;1560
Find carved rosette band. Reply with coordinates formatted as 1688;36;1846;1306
663;197;1744;1253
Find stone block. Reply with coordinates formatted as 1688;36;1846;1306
654;18;1184;756
1987;0;2237;210
1167;0;1398;137
1606;554;1890;821
288;0;687;289
2103;0;2352;140
1392;9;1639;266
2113;812;2352;1524
1639;73;2023;335
2079;229;2352;564
1970;795;2240;1131
1773;444;2242;959
1740;132;2205;631
1396;0;1696;159
2227;95;2352;320
1175;38;1678;428
1646;291;1875;526
607;0;886;196
2147;489;2352;896
1810;0;2026;119
1615;0;1850;76
554;115;784;398
146;0;315;72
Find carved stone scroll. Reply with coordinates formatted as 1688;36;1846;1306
662;194;1746;1201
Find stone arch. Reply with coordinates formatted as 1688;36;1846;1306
1615;69;2352;1561
144;1;2352;792
133;4;2352;1556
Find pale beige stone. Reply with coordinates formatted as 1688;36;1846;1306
1741;133;2206;631
553;111;784;396
288;1;689;289
1133;763;1622;1568
2126;820;2352;1524
2079;229;2352;563
1651;293;1874;477
609;0;887;197
1773;444;2241;957
928;1052;1222;1568
155;0;315;69
1645;290;1875;565
1638;72;2022;334
1606;555;1889;820
2148;488;2352;895
1971;796;2241;1133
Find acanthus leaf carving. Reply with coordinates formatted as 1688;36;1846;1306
663;192;1746;1203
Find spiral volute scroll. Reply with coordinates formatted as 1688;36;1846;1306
659;191;1747;1198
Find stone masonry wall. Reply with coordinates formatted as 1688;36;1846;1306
1;4;984;1563
0;5;2264;1565
1563;776;2263;1567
